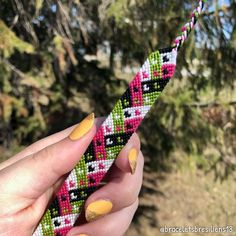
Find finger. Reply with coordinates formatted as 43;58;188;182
33;134;141;222
84;151;144;222
0;117;105;171
114;132;141;174
32;133;141;219
68;199;139;236
0;114;96;215
32;147;143;227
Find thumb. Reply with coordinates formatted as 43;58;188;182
0;113;96;214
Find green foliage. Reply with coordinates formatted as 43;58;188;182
107;0;130;24
0;20;34;58
0;0;235;179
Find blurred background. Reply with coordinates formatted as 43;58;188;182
0;0;235;235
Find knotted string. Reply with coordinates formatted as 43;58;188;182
173;0;207;50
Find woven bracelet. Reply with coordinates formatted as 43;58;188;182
33;1;206;235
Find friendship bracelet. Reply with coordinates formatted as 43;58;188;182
33;1;206;235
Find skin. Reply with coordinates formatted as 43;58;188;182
0;117;144;236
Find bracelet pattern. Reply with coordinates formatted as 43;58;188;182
33;47;177;236
33;1;206;235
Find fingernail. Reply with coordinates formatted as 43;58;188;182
69;113;94;140
85;200;113;222
128;148;138;175
76;234;88;236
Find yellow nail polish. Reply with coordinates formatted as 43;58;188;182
128;148;138;175
85;200;113;222
69;113;94;140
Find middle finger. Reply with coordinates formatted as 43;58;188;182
83;151;144;222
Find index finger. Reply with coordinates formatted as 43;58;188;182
0;117;105;171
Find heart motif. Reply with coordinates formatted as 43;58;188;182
108;150;114;158
89;177;96;184
52;208;58;216
81;191;87;197
116;125;122;131
99;163;105;169
43;223;50;229
134;97;140;105
134;86;139;92
69;181;75;188
106;138;113;145
65;218;70;225
88;165;95;172
124;99;129;106
85;154;93;161
135;109;141;116
143;84;150;91
96;140;102;146
115;114;120;120
117;137;123;143
63;207;68;214
142;72;149;78
105;126;111;132
43;224;50;229
153;71;159;77
124;111;132;118
126;123;133;129
163;55;169;62
163;68;169;75
70;192;77;200
53;219;61;227
98;152;103;159
61;195;66;202
154;82;160;90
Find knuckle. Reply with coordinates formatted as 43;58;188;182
37;146;59;175
123;184;138;205
102;220;116;234
133;132;141;146
41;146;54;161
139;151;145;167
133;198;139;210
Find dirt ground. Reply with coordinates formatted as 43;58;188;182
126;167;236;236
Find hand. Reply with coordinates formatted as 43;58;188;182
0;114;144;236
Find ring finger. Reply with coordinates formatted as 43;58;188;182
68;199;139;236
82;151;144;222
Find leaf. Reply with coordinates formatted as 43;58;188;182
38;95;49;106
0;20;34;58
35;0;44;15
0;94;13;122
20;76;41;88
53;35;67;72
21;63;55;89
107;0;130;25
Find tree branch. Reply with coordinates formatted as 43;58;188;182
187;101;236;108
0;58;25;78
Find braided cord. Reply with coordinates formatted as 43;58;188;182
173;0;207;50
